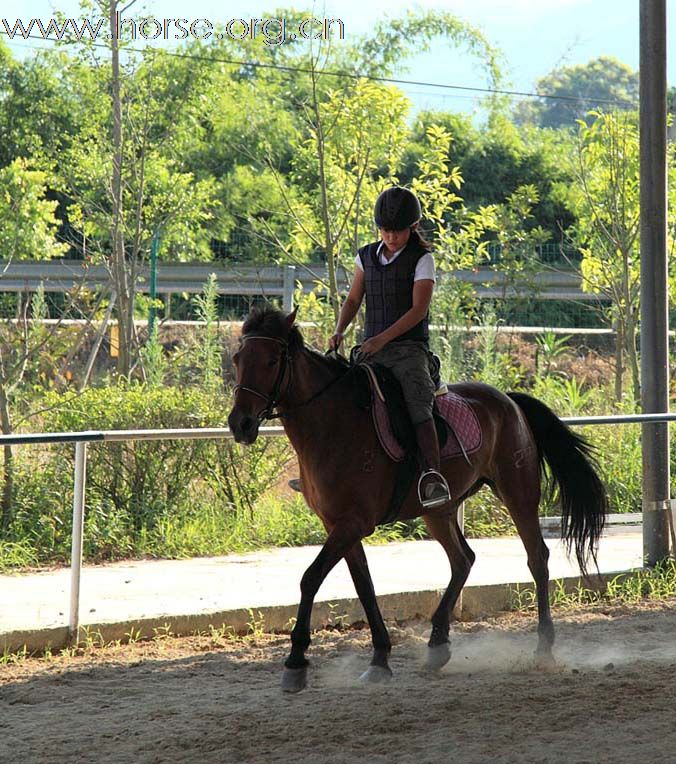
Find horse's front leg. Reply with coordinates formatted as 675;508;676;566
282;523;363;693
423;509;475;670
344;542;392;683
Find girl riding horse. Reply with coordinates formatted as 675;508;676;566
332;186;450;508
228;306;607;693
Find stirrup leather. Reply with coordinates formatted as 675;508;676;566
417;469;451;509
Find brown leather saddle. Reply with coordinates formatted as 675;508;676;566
360;363;482;465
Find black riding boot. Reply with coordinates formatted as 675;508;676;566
415;419;451;509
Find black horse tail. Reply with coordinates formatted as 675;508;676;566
507;392;608;576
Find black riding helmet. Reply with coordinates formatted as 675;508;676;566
374;186;421;230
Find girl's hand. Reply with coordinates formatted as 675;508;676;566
359;334;388;356
328;332;344;351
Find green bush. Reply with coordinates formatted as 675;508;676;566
2;382;292;565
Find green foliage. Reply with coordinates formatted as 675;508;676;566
54;42;221;263
429;278;472;383
457;117;577;239
552;109;676;401
530;375;597;416
203;436;293;519
0;159;68;261
534;330;571;377
0;381;298;565
514;56;639;129
0;42;83;168
6;385;222;557
526;376;642;516
511;561;676;612
562;111;641;303
218;165;308;263
400;110;479;189
0;539;39;572
480;184;550;315
463;492;515;538
473;307;521;391
191;274;223;394
0;290;74;418
237;494;326;549
412;124;490;272
289;77;411;270
169;275;226;389
293;283;339;348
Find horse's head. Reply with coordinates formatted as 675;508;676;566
227;306;298;444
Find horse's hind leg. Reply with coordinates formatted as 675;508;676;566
344;542;392;682
423;508;476;670
496;476;555;664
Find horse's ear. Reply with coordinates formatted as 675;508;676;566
285;307;298;332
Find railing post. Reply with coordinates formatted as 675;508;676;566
283;265;296;313
453;502;465;619
69;441;88;639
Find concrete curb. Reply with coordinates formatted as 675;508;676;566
0;569;637;655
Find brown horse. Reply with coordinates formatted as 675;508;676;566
227;307;607;693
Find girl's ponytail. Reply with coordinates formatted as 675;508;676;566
410;227;433;251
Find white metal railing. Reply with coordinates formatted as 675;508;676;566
0;413;673;637
0;426;283;637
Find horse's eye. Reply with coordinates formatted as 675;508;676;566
267;357;279;368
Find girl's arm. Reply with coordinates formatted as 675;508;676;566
329;268;365;350
359;279;433;355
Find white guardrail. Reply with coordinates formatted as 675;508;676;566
1;413;675;637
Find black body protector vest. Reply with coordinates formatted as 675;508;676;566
358;239;430;343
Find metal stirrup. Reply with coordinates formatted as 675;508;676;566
417;469;451;509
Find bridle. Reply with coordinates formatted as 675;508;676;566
232;333;356;422
232;335;292;423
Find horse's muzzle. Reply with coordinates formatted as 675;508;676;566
228;408;260;445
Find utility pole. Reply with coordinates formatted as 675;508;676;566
639;0;671;565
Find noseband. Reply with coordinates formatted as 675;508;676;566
232;335;292;422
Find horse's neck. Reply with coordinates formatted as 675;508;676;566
278;350;346;451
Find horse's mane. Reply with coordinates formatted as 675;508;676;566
242;306;351;376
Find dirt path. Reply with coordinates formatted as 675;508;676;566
3;601;676;763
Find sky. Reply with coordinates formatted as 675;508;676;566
2;0;674;118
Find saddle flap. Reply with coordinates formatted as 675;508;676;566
365;369;481;464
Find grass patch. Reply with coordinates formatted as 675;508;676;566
511;560;676;611
0;541;40;573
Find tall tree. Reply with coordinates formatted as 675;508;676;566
0;159;67;528
227;9;504;323
554;110;676;403
515;56;639;129
0;41;83;170
50;1;220;375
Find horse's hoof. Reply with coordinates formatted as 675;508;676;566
359;664;393;684
535;650;556;671
281;666;308;693
425;643;451;671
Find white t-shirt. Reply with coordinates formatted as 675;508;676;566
354;241;436;282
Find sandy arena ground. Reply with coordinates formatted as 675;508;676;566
3;600;676;763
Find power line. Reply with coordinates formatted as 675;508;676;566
0;30;638;108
